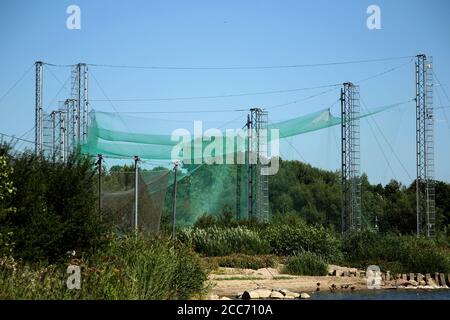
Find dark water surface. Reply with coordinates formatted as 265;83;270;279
310;289;450;300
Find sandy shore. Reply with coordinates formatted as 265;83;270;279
206;266;368;298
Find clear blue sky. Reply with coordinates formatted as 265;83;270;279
0;0;449;186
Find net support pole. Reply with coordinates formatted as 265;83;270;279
172;161;179;239
35;61;43;155
134;156;140;235
96;154;103;218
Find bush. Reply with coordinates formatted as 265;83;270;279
0;235;207;299
204;254;278;270
265;223;343;262
282;252;328;276
343;231;450;273
178;226;270;256
0;147;108;263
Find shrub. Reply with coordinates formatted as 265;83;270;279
0;235;207;299
0;148;108;263
178;226;270;256
204;254;278;270
282;252;328;276
265;223;343;263
342;231;450;273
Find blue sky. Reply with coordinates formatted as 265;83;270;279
0;0;449;185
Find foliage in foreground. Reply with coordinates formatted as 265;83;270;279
282;252;328;276
0;145;107;263
0;236;207;300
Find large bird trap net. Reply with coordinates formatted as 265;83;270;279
101;168;170;235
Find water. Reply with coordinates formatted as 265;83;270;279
310;289;450;300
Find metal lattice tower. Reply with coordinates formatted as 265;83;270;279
340;82;361;233
247;108;270;221
35;62;88;160
35;61;44;155
71;63;89;145
415;54;435;238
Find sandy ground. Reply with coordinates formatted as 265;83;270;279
207;266;368;298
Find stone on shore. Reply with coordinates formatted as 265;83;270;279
269;291;285;299
300;293;311;299
280;289;300;298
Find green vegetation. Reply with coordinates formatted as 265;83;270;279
0;145;107;263
0;144;206;300
178;226;270;256
270;159;450;235
0;142;449;300
265;219;343;262
282;252;328;276
183;212;450;274
204;254;278;270
342;231;450;274
0;236;206;299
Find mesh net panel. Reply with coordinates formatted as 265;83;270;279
102;168;170;235
81;102;407;161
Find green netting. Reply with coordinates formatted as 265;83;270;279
85;100;411;227
81;100;410;161
101;169;170;234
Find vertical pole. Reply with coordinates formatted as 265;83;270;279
172;162;179;239
51;111;56;162
83;65;89;144
97;154;103;217
77;63;81;142
35;61;43;155
134;156;139;235
340;87;345;235
415;57;421;237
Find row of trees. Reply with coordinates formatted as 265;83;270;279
269;159;450;235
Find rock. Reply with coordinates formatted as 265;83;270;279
255;289;272;299
206;293;220;300
300;293;311;299
396;279;408;286
404;286;418;290
279;289;300;298
269;291;284;299
425;276;439;288
439;273;448;288
406;280;418;286
419;280;426;286
242;288;272;299
235;292;243;299
220;297;232;300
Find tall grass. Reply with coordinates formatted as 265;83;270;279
0;235;207;299
282;252;328;276
178;226;270;256
265;223;343;263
